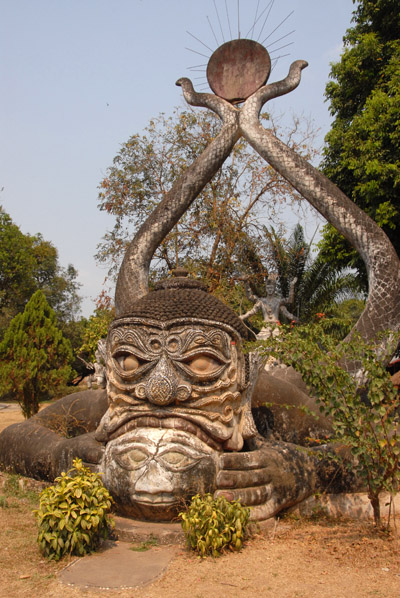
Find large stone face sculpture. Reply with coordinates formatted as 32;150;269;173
92;274;317;520
0;36;399;522
95;275;256;519
96;278;254;452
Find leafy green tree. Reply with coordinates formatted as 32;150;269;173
0;290;73;417
79;307;114;362
317;298;366;340
320;0;400;281
96;107;318;304
0;209;36;316
0;207;82;334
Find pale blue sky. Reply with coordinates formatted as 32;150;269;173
1;0;355;316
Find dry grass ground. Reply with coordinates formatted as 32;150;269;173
1;405;400;598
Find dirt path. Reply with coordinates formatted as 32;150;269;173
1;506;400;598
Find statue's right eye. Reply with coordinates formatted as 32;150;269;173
115;352;142;372
115;447;150;470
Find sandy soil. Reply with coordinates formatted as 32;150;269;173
0;402;23;429
1;405;400;598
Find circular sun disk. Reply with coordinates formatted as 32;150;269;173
207;38;271;103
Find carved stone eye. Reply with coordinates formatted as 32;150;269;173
115;448;149;470
116;353;141;372
159;451;198;471
167;339;179;352
125;448;147;464
186;355;221;375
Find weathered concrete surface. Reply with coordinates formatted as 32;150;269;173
291;492;400;521
252;368;333;444
59;540;177;589
114;515;184;544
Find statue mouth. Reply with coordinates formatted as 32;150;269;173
100;412;224;450
131;492;177;506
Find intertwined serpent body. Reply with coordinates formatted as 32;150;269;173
115;61;400;364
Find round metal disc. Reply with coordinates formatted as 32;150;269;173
206;39;271;103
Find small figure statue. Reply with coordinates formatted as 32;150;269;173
240;274;298;339
77;340;107;390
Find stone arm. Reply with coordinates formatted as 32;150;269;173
115;79;240;315
286;277;297;306
278;277;298;322
240;299;262;321
0;390;108;481
279;304;298;323
243;279;258;304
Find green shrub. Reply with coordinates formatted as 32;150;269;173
256;323;400;527
34;458;114;561
179;493;250;557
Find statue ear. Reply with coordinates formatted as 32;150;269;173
242;350;263;391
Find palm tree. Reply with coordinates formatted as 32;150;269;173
258;223;363;325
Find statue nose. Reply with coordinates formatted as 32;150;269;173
144;355;188;405
134;460;173;495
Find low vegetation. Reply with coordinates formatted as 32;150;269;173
179;493;250;557
257;321;400;527
34;458;114;561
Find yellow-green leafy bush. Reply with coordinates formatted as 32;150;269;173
34;458;114;560
179;493;250;557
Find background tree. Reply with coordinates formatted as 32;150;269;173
240;223;362;334
0;207;82;336
319;0;400;284
0;290;74;417
96;107;318;308
79;307;115;362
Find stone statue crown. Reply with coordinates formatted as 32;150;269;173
116;273;249;340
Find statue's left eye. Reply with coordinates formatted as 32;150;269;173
115;353;142;372
185;355;221;375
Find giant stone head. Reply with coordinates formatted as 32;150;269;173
97;273;258;518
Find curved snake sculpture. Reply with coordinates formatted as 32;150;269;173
116;56;400;356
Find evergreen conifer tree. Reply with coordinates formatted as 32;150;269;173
0;290;73;417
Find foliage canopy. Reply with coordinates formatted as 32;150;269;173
0;207;82;335
96;107;318;308
261;224;362;325
320;0;400;282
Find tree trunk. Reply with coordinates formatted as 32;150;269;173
368;492;381;527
